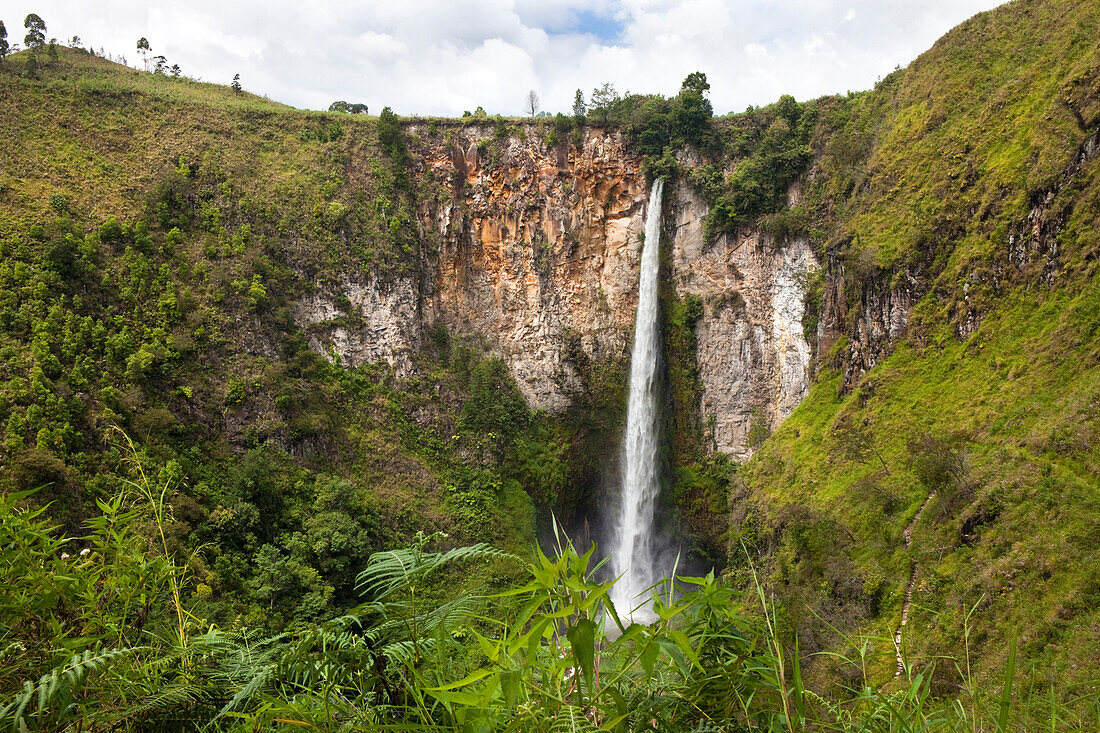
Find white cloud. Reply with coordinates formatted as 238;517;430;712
3;0;1006;116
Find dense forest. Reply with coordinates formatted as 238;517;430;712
1;0;1099;729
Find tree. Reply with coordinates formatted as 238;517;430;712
169;63;181;77
136;37;149;69
328;100;349;113
681;71;710;96
0;21;8;65
231;73;241;94
524;89;540;117
68;35;80;48
23;13;45;49
589;82;619;124
152;55;167;74
673;71;713;145
572;89;586;123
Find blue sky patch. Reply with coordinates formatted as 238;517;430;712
559;9;624;43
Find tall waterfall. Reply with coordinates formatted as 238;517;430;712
609;178;665;620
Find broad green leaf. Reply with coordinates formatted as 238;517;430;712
501;669;521;710
640;641;658;678
566;618;596;694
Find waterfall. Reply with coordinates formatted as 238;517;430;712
609;178;665;621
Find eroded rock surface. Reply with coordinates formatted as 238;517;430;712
667;178;818;459
295;125;820;456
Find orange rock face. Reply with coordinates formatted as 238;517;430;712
411;123;649;411
297;122;819;457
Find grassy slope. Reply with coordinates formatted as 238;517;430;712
0;49;536;630
743;0;1100;696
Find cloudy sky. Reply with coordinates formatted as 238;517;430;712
7;1;1004;116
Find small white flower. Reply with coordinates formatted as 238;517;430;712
60;553;70;560
79;548;90;557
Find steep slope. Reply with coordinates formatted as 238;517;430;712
0;48;814;623
0;51;543;628
737;0;1100;695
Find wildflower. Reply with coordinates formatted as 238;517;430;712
61;553;70;559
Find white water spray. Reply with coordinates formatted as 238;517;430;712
609;178;665;621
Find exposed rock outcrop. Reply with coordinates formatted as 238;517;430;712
667;178;817;459
295;123;820;457
414;125;648;412
817;255;918;391
294;276;423;376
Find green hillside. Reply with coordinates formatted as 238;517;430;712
0;47;546;632
739;0;1100;696
1;0;1099;728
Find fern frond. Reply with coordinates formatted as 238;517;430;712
356;543;519;601
2;646;139;730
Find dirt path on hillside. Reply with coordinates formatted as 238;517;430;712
893;491;936;676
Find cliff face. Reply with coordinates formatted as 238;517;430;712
667;178;817;459
295;124;819;458
415;125;648;413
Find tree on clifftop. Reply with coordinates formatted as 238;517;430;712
589;82;619;124
680;71;710;96
231;73;241;94
23;14;45;49
673;71;713;144
572;89;586;123
0;21;9;64
524;89;540;117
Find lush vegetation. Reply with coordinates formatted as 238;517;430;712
6;486;1096;731
3;0;1100;727
0;46;569;640
728;0;1100;710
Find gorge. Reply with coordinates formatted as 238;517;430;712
2;0;1100;727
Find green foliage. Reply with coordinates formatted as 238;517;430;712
22;52;38;79
625;72;719;181
588;82;619;124
572;88;586;123
702;97;813;238
23;13;45;49
4;496;1091;730
460;357;529;438
663;291;704;463
328;100;368;114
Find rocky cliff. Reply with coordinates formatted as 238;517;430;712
295;123;819;459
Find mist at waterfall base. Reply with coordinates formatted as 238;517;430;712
606;179;681;623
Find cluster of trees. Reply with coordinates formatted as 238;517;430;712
0;14;54;74
699;94;813;237
136;36;181;76
0;17;186;78
328;100;368;114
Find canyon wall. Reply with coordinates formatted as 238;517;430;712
296;124;820;458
